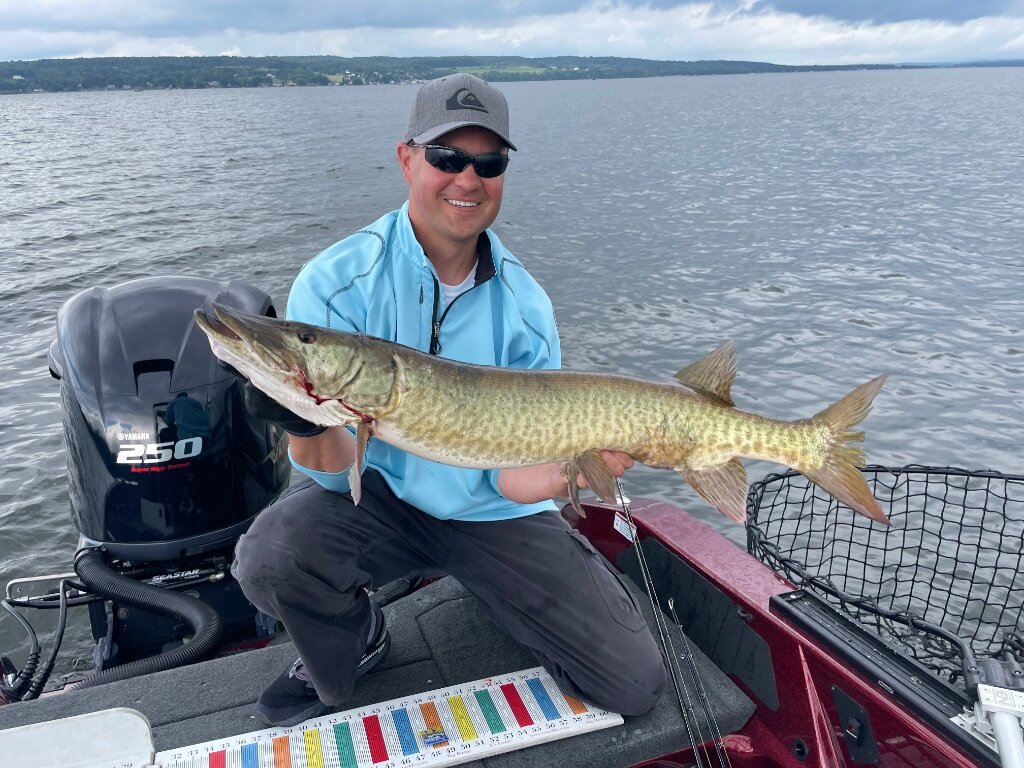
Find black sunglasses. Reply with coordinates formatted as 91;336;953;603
419;144;510;178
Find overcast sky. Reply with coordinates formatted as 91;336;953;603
3;0;1024;65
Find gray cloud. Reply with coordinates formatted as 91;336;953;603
761;0;1020;24
4;0;1022;39
2;1;592;36
2;1;1024;63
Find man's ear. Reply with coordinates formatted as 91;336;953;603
396;142;414;185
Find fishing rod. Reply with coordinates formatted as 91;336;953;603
611;481;706;765
614;479;731;768
668;597;731;768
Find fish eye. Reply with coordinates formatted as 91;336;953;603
298;331;316;344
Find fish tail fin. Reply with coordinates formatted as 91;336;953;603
801;374;890;525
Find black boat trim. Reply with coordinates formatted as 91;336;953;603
771;589;997;767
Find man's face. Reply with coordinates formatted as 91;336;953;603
398;126;507;254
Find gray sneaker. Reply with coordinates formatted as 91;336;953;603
255;600;390;727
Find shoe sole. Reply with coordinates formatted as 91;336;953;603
256;699;328;728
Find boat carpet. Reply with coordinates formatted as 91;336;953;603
0;575;755;767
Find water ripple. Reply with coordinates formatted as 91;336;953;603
1;69;1023;665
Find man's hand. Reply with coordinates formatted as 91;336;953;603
579;450;633;487
497;451;634;505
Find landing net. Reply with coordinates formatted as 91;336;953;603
746;464;1024;689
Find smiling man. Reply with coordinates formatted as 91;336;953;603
230;73;665;727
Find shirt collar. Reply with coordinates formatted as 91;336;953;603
474;232;496;285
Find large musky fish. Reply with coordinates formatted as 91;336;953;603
195;304;889;524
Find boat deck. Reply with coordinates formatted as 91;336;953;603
0;574;755;766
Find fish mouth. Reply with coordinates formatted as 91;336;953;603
196;304;354;418
194;304;295;373
210;303;285;343
194;308;241;342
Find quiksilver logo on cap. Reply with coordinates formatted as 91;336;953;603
446;88;488;113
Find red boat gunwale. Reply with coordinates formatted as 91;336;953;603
571;498;985;768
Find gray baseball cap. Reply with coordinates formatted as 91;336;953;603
405;73;516;151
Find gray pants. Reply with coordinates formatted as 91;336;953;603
232;471;665;716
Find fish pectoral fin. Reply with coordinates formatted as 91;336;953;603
674;341;736;407
560;460;587;518
348;421;372;507
680;458;748;523
574;450;619;505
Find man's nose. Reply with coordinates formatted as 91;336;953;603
453;163;482;186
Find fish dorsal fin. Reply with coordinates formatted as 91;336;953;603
674;341;737;407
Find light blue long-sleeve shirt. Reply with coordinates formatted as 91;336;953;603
286;203;561;522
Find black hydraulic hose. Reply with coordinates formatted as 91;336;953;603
21;580;70;701
1;599;40;699
70;549;224;690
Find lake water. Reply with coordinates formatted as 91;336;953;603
1;68;1022;672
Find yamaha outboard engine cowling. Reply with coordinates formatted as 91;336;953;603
48;276;290;562
43;276;290;677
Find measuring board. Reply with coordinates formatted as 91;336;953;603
155;667;623;768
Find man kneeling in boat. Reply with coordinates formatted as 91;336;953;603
230;73;666;727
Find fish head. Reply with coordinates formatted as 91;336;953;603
194;304;398;428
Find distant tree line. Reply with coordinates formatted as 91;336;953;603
2;54;1017;95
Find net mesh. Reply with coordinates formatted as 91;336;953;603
746;465;1024;688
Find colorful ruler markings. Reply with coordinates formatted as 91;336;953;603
156;667;622;768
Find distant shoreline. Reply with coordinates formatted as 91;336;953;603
3;54;1022;95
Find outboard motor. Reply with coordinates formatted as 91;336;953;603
45;276;290;681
